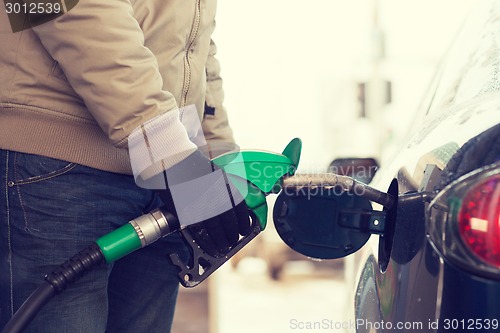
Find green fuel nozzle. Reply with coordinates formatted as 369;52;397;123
45;137;303;292
94;137;303;265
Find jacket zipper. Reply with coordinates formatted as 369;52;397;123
180;0;202;110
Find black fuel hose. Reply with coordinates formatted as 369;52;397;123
1;282;55;333
1;243;105;333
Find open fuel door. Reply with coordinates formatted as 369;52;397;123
273;162;393;260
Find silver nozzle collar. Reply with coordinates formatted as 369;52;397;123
129;208;173;247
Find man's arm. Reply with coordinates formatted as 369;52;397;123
30;0;196;167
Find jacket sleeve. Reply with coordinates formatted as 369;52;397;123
202;38;237;158
27;0;196;163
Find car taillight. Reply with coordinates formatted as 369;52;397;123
428;163;500;279
457;175;500;267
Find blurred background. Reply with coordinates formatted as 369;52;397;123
173;1;475;332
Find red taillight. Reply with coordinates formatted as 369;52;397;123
458;175;500;267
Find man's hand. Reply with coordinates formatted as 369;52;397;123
155;150;252;257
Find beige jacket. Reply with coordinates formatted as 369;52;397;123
0;0;234;175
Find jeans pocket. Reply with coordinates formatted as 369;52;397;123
12;153;77;185
10;153;151;241
11;153;90;239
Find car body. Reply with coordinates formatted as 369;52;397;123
349;1;500;332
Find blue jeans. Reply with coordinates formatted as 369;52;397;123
0;150;188;332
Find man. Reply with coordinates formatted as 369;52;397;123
0;1;248;332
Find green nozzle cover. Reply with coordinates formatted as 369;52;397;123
96;223;142;263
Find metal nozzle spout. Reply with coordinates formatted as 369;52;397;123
282;173;395;208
